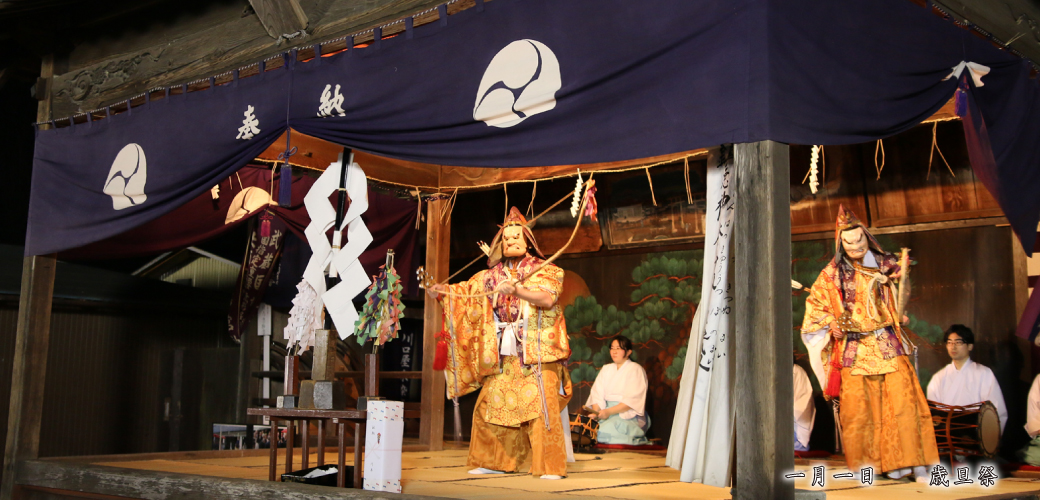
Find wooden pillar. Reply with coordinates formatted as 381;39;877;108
1;54;60;500
733;141;793;500
235;324;251;422
1012;228;1032;379
419;198;448;451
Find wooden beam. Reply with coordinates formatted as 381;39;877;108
419;197;448;451
1;54;60;500
249;0;309;39
0;255;56;500
15;460;428;500
733;141;793;500
1012;226;1033;381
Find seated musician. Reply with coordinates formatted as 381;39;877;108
586;336;650;445
926;325;1007;432
793;363;816;451
1019;374;1040;465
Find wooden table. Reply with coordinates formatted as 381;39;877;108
247;407;421;489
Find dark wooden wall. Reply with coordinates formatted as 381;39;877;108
0;304;230;460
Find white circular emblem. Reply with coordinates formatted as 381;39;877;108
474;39;561;128
103;143;148;210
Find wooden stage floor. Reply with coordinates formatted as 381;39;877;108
22;447;1040;500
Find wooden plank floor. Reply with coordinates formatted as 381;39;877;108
61;449;1040;500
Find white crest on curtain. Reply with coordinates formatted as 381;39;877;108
666;148;735;487
318;84;346;118
103;143;148;210
236;105;261;140
300;153;373;340
474;39;561;128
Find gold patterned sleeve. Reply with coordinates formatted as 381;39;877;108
441;270;490;398
801;268;839;333
525;263;564;304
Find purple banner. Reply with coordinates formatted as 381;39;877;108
26;0;1040;255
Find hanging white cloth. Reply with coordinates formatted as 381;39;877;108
1026;374;1040;438
793;364;815;450
665;148;735;487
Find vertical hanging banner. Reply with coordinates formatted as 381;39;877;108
666;148;735;487
229;212;287;341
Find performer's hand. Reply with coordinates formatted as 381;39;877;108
596;409;610;421
495;280;517;296
902;315;909;325
830;322;845;339
426;284;446;299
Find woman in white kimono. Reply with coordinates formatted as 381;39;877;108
586;336;650;445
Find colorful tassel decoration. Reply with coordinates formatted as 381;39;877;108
354;260;406;346
433;330;450;371
582;183;598;221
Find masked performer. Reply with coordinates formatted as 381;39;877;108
801;206;938;482
428;207;571;479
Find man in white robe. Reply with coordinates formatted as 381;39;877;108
926;324;1007;432
793;363;816;451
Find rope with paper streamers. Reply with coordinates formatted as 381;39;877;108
254;151;705;193
418;177;598;299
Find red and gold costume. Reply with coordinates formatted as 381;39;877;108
439;208;572;477
801;206;938;474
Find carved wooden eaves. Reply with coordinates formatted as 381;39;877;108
249;0;309;40
47;0;445;117
931;0;1040;67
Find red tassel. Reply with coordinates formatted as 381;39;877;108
825;364;842;398
433;337;449;371
824;340;844;398
260;212;273;237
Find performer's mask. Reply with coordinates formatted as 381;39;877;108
501;225;528;258
840;227;869;261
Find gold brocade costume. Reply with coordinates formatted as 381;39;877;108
440;254;572;476
801;206;937;474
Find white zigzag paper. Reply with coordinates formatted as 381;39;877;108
301;153;373;340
